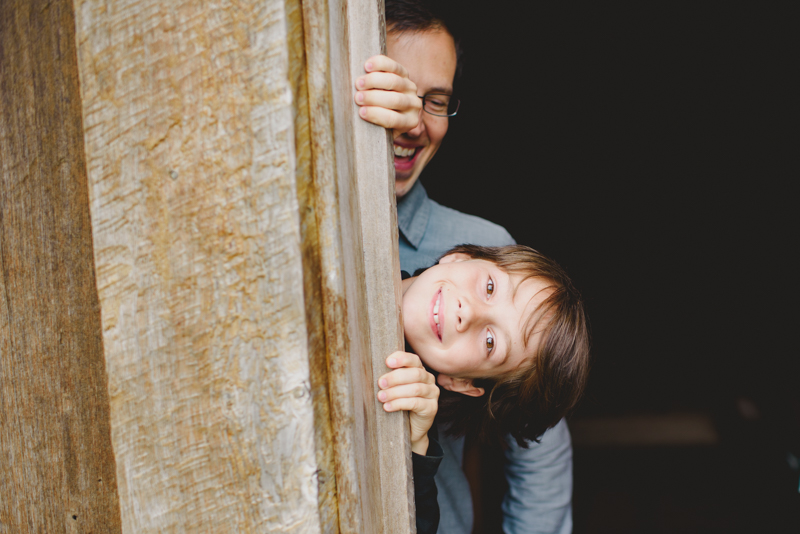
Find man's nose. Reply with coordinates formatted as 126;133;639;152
404;105;426;138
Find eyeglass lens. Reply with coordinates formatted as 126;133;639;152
422;94;459;116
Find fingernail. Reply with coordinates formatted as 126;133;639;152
384;402;392;411
356;92;364;103
357;78;365;88
379;378;388;388
388;357;396;367
365;62;373;71
359;107;367;118
378;391;387;401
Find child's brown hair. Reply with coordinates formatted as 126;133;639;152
435;245;590;447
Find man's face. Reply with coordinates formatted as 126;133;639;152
387;29;457;197
402;254;551;379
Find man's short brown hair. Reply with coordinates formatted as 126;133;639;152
385;0;463;79
435;245;590;447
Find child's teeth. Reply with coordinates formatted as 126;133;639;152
433;293;440;324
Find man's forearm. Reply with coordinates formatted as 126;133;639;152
502;418;573;534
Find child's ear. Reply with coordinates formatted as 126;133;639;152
438;252;472;265
437;374;485;397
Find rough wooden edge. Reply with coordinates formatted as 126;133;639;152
299;0;360;531
347;0;416;531
322;0;382;530
291;0;341;531
0;1;122;532
325;0;416;532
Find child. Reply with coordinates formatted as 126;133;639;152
378;244;590;532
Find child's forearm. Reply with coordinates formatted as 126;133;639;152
411;434;430;456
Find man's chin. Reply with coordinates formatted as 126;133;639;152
394;173;420;197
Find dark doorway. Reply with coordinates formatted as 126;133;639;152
421;2;798;531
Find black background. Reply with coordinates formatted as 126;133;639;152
414;4;797;530
421;1;796;420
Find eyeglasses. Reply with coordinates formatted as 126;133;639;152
419;94;460;117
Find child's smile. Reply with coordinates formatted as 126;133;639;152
431;288;443;341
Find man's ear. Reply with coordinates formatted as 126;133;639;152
438;252;472;265
437;374;485;397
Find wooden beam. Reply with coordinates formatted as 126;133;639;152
289;0;340;531
299;0;348;531
0;1;122;532
73;1;321;531
3;0;412;531
316;0;416;531
345;0;417;529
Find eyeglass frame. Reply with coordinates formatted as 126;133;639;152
419;93;460;117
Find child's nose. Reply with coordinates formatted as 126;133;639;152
455;297;480;332
455;298;466;331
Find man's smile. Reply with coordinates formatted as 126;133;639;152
393;144;418;158
394;142;423;174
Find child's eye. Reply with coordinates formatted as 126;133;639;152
486;331;495;352
487;278;494;296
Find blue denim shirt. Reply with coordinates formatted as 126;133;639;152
397;180;573;534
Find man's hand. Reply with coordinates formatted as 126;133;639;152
377;351;439;455
355;55;422;138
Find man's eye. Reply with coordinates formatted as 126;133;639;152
486;331;495;352
425;95;450;111
487;278;494;296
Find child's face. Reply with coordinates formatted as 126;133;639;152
402;254;551;380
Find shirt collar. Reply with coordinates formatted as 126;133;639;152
396;180;431;250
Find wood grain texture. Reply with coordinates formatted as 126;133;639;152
325;0;416;532
74;1;321;531
345;0;416;531
0;1;123;532
288;0;340;532
301;0;365;531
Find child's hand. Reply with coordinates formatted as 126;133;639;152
354;55;422;139
378;351;439;455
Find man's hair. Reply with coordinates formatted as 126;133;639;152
385;0;463;79
435;245;590;447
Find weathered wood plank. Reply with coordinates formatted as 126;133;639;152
344;0;416;530
289;0;340;532
324;0;416;531
73;1;321;531
300;0;365;531
0;1;122;532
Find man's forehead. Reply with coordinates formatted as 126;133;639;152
386;28;456;92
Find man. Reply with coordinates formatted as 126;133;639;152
354;1;574;532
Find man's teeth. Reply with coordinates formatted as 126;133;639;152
394;144;417;158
